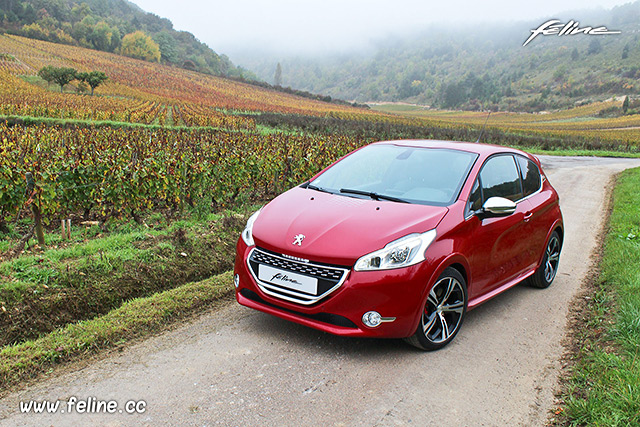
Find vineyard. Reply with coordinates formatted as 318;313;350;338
2;33;640;236
0;124;369;228
0;34;394;235
0;35;380;120
373;102;640;146
0;34;440;235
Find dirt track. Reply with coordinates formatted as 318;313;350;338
2;155;640;427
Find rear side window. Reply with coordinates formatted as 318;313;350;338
479;155;523;202
516;156;542;197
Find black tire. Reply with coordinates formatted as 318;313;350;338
529;231;561;289
404;267;468;351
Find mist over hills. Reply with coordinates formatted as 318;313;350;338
233;1;640;111
2;0;639;112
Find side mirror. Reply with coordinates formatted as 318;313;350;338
481;197;517;217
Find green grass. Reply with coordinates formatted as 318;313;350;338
0;271;233;391
0;114;248;132
559;167;640;426
255;123;304;136
521;147;640;159
0;209;249;347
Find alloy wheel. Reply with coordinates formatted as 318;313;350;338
422;276;465;344
544;235;561;283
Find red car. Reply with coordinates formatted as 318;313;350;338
234;140;563;350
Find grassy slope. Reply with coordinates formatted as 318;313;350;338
0;271;234;392
0;208;249;391
559;167;640;426
0;210;247;347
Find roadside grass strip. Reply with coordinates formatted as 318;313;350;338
561;167;640;426
523;148;640;159
0;271;233;392
0;214;243;348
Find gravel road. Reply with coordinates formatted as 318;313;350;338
2;155;640;427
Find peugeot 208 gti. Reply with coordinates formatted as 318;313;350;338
234;140;563;350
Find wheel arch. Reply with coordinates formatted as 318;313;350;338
409;254;471;333
423;254;471;299
536;219;564;267
553;225;564;249
448;262;468;286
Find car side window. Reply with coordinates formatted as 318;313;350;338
479;155;523;202
516;156;541;197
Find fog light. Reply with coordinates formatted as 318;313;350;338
362;311;382;328
234;274;240;288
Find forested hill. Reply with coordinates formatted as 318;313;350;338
237;1;640;112
0;0;251;78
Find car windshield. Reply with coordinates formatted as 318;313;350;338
309;144;478;206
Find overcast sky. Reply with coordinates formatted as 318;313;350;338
132;0;631;57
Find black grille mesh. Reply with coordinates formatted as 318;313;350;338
248;248;349;304
251;250;344;281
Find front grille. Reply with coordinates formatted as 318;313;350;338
247;247;349;305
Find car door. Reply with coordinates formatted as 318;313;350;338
515;155;554;269
466;154;532;297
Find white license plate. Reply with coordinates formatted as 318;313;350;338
258;265;318;295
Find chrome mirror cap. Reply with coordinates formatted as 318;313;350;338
482;197;517;216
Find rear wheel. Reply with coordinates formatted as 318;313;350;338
405;267;467;351
529;231;561;289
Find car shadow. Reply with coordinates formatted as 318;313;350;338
241;280;541;359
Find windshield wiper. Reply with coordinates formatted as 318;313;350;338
339;188;410;203
303;182;333;194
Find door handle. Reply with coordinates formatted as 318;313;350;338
524;212;533;222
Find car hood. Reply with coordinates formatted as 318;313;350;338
252;187;448;266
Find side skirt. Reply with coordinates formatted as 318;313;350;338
467;269;537;310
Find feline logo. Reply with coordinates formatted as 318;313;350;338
523;20;620;46
271;273;301;285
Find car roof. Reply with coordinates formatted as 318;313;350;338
371;139;531;159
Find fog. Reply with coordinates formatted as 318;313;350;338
133;0;629;58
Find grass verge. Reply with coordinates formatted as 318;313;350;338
0;114;253;132
0;271;233;393
524;147;640;159
556;167;640;426
0;211;246;347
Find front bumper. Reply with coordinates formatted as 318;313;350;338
233;238;438;338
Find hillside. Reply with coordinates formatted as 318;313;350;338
0;0;249;78
3;32;640;147
0;34;379;124
238;1;640;112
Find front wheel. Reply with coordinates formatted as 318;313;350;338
529;231;561;289
404;267;468;351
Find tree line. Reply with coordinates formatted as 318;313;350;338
37;66;107;95
0;0;245;78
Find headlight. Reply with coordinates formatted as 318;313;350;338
354;229;437;271
241;209;262;247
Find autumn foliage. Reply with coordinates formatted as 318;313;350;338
0;33;639;233
0;123;369;226
118;31;161;63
